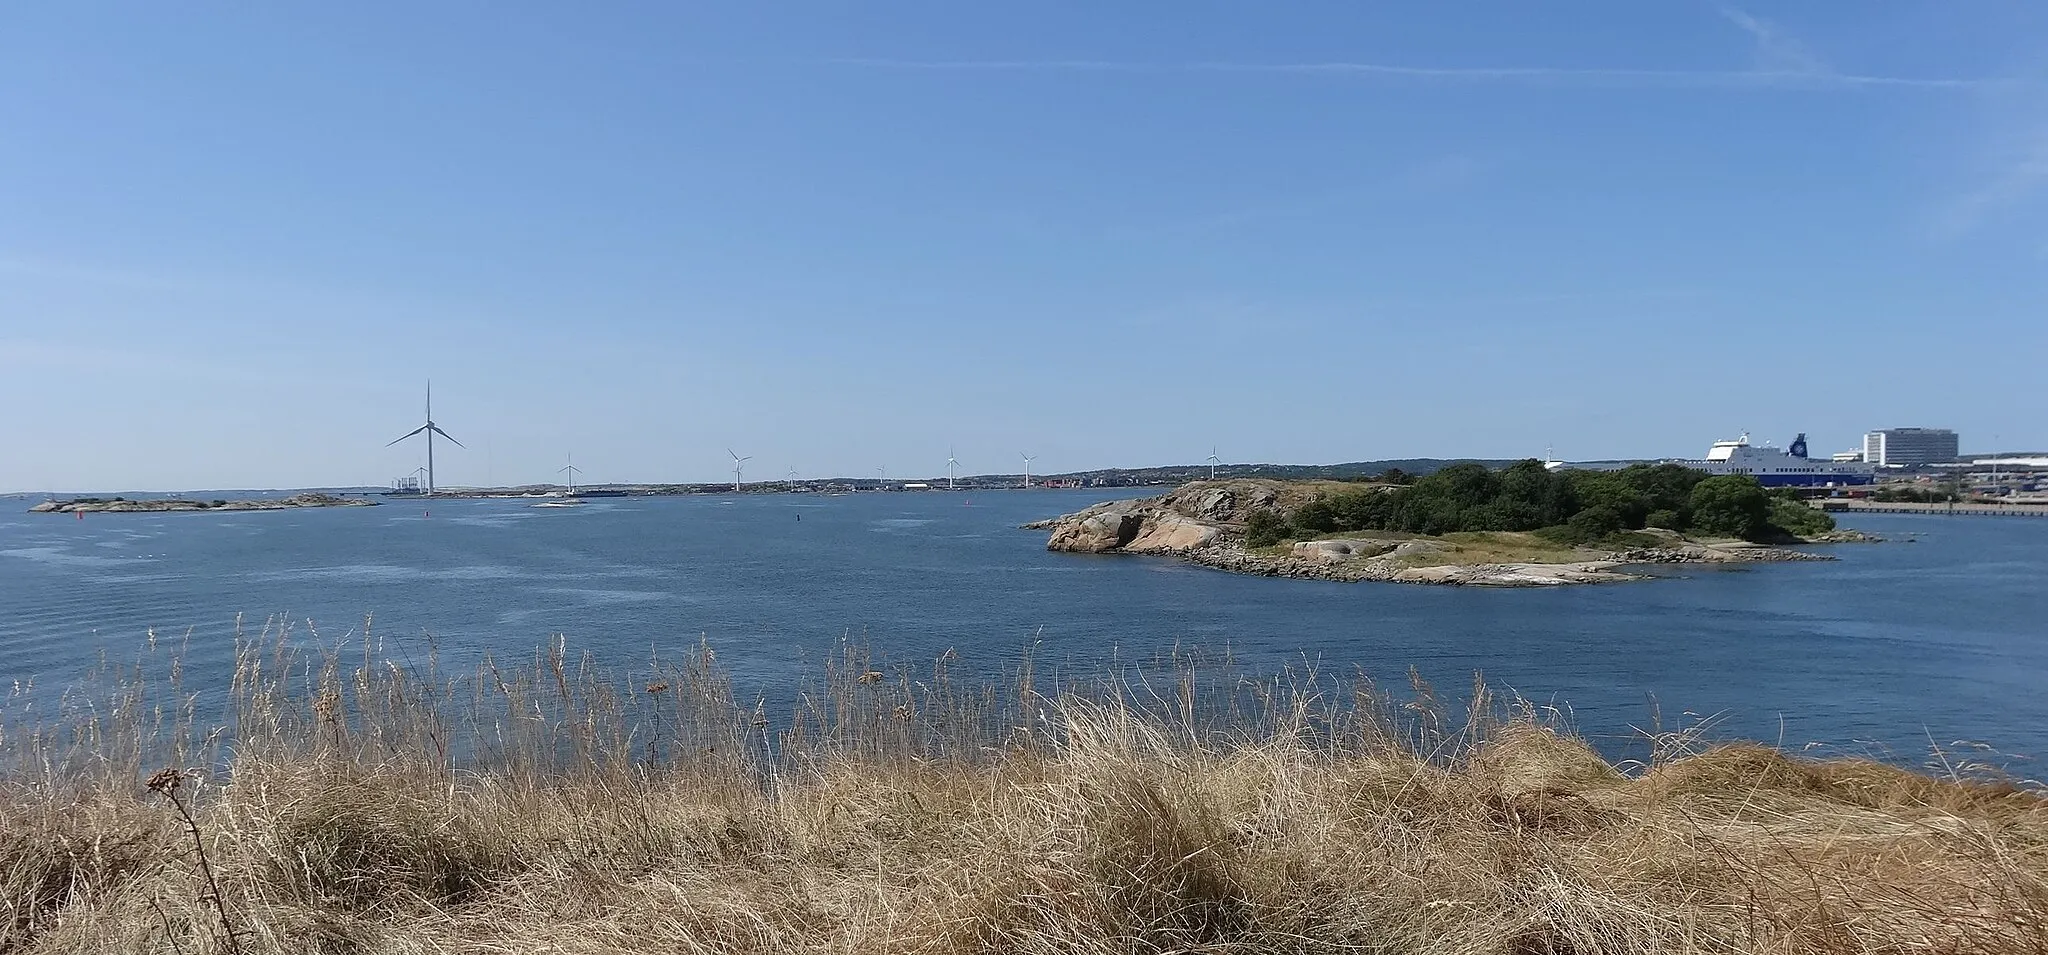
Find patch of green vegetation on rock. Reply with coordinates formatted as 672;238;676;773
1272;460;1832;547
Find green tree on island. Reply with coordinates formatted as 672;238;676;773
1249;461;1830;548
1685;475;1772;540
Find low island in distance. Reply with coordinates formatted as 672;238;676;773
28;492;377;514
1026;465;1876;587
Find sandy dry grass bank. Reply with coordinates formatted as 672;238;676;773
2;626;2042;954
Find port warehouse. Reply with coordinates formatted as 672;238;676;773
1818;500;2048;516
1793;457;2047;494
1802;457;2048;506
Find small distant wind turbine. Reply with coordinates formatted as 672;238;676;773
875;466;886;489
728;449;751;493
1021;452;1036;489
386;382;463;495
559;453;582;495
946;446;960;491
1207;446;1220;481
786;467;799;484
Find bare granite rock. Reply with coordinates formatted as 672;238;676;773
30;492;376;514
1803;529;1883;544
1043;507;1141;553
1292;539;1396;562
1126;513;1223;553
1611;544;1828;564
1389;562;1637;587
1035;481;1289;556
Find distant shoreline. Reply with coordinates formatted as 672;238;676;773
28;492;376;515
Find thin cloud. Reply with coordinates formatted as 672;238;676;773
1939;130;2048;237
820;57;2006;91
1720;7;1829;75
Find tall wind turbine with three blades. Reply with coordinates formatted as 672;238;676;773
560;453;582;496
728;449;752;493
386;382;463;495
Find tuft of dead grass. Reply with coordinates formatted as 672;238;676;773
1;620;2043;954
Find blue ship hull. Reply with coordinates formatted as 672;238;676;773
1747;472;1876;488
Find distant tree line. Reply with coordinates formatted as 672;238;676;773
1245;462;1834;548
1342;468;1416;485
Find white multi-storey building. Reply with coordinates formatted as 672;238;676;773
1862;428;1960;468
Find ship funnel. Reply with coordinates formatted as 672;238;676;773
1789;433;1809;459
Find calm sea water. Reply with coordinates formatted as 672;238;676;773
2;490;2043;763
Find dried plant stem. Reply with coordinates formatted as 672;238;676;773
150;898;188;955
149;770;243;955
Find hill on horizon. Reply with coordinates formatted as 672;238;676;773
1024;458;1525;486
10;460;1531;497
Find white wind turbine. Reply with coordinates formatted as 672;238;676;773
386;382;463;495
1020;452;1036;489
946;446;960;491
1207;446;1220;481
728;449;751;493
559;453;582;496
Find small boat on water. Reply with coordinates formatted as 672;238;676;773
531;498;585;508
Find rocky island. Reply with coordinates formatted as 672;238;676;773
1027;466;1869;587
29;492;377;514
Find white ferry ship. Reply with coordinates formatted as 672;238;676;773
1550;433;1875;488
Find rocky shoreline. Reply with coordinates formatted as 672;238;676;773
29;492;376;514
1024;481;1867;588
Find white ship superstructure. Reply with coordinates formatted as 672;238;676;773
1551;433;1876;487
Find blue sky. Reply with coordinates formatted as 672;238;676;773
3;3;2045;490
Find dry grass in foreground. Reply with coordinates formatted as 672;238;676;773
2;622;2045;954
